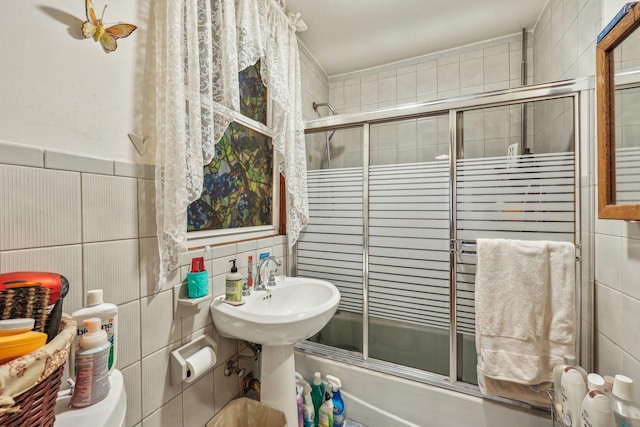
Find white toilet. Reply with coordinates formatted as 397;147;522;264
54;369;127;427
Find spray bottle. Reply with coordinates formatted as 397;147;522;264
318;383;334;427
295;372;315;427
327;375;345;427
311;371;325;426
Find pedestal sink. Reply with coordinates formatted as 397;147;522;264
210;276;340;426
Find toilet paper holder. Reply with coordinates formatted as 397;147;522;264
170;334;218;385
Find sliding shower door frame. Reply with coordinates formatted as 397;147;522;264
295;77;594;406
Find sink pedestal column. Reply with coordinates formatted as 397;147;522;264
260;344;297;427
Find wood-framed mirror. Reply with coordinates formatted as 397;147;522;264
597;2;640;219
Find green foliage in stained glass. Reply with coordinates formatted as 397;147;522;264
187;122;273;231
239;60;267;125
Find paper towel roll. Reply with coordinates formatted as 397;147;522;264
185;346;217;383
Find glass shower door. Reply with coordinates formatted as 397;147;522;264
367;115;451;374
298;127;364;352
453;97;577;383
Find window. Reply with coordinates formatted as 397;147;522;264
187;61;279;245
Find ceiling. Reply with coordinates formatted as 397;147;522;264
286;0;548;76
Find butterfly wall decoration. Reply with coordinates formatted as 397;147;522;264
82;0;136;53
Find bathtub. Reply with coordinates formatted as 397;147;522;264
296;311;549;427
308;310;478;383
294;351;549;427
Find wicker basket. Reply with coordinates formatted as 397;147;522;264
0;313;76;427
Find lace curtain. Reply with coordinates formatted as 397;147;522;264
154;0;308;288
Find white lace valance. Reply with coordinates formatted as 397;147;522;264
153;0;308;289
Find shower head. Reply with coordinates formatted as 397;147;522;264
313;102;338;116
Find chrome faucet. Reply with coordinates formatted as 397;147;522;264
255;256;282;290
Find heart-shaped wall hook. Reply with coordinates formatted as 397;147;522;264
128;133;150;155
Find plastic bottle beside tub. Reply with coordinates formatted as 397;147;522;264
71;318;111;407
71;289;118;378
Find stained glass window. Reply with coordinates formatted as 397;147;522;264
188;60;273;234
239;61;267;125
187;122;273;231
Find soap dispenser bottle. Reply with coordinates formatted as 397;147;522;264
71;318;111;408
225;259;243;305
327;375;345;427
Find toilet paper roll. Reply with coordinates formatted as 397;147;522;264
185;346;217;383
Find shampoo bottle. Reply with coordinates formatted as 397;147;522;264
71;289;118;379
561;366;587;427
326;375;345;427
581;373;615;427
71;318;111;408
611;375;640;427
555;354;578;416
318;386;334;427
225;259;243;304
311;371;325;426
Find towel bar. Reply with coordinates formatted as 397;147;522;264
450;239;581;262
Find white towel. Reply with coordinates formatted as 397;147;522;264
475;238;575;393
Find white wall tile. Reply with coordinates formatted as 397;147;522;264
213;363;241;414
118;300;141;369
397;72;416;100
483;53;510;85
596;332;623;377
82;174;138;242
621;351;640;401
180;298;212;336
45;150;113;175
114;162;154;180
122;362;142;427
595;234;622;290
563;19;578;74
416;67;437;96
138;179;156;238
0;141;43;168
142;396;183;427
183;371;216;426
621;294;640;359
621;237;640;300
437;62;460;92
83;239;140;304
460;58;484;88
141;343;182;418
0;165;81;250
0;244;83;313
378;76;397;103
141;289;181;357
361;80;379;107
343;83;361;110
140;237;168;297
596;282;623;345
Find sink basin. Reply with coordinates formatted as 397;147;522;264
210;276;340;427
210;276;340;345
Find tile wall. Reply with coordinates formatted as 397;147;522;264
305;33;535;169
327;33;532;113
0;142;287;426
534;0;640;397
